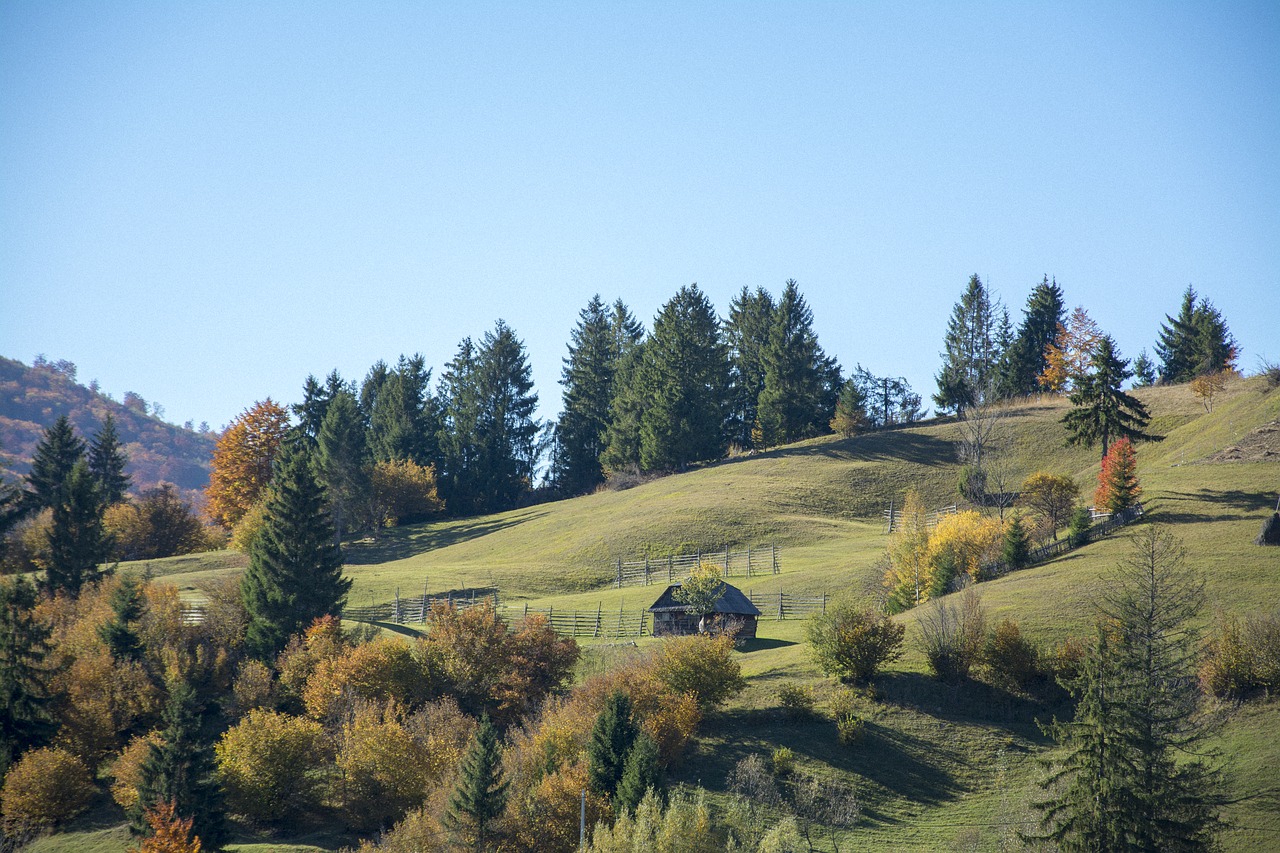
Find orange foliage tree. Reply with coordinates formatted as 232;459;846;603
130;800;202;853
204;399;289;529
1039;307;1104;393
1094;438;1141;514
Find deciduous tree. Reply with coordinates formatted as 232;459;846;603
884;489;931;611
1039;306;1104;394
1019;472;1078;539
205;400;290;529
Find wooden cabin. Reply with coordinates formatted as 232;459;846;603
647;581;761;640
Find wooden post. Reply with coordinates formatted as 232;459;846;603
822;592;827;614
668;555;673;582
595;603;601;638
523;601;529;619
644;556;650;586
779;588;785;620
616;558;622;589
747;547;752;578
772;544;778;574
724;547;730;575
395;588;400;623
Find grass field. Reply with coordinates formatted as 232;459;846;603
44;374;1280;852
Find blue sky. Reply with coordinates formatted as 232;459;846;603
2;1;1277;431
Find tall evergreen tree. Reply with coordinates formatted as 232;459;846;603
724;286;776;448
638;285;731;471
98;573;146;662
240;441;350;660
314;389;371;541
588;690;639;798
88;413;131;506
438;339;483;514
358;360;391;426
829;379;869;437
554;296;643;495
0;577;55;773
368;355;438;467
598;340;649;476
998;276;1066;397
1155;286;1238;384
615;732;663;814
43;460;111;597
934;274;1004;414
292;370;348;445
755;280;841;447
25;415;86;510
132;680;227;850
444;715;509;850
1062;336;1157;461
470;321;542;514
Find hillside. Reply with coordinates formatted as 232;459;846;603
80;375;1280;851
0;355;216;495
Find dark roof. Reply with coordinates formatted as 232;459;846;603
647;582;762;616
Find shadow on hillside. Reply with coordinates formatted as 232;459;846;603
721;429;957;469
737;637;798;653
873;672;1062;740
1148;489;1274;525
343;511;548;565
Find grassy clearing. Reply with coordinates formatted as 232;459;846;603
91;375;1280;852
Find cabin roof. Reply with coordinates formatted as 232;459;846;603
647;581;762;616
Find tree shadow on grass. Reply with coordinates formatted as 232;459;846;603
343;510;548;565
872;672;1064;742
737;637;799;653
1155;489;1275;524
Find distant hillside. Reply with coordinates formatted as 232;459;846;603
0;356;216;496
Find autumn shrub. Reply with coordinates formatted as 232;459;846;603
770;746;795;776
228;500;267;552
230;659;276;718
829;690;865;745
110;733;162;813
917;590;987;681
1200;611;1280;698
336;701;436;832
588;787;725;853
131;800;203;853
509;759;610;853
370;459;445;527
776;683;816;717
807;601;905;683
1050;635;1088;683
105;485;218;562
0;747;95;828
275;615;348;711
928;510;1003;586
983;618;1043;691
569;657;701;767
652;633;745;711
402;697;477;782
304;636;435;721
215;710;331;824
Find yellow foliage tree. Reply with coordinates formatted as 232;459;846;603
1019;472;1079;540
884;488;931;610
369;459;445;527
303;636;435;721
204;399;289;529
215;710;331;824
1038;307;1104;393
926;510;1003;590
336;701;437;831
653;633;745;712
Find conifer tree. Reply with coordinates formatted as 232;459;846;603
829;379;869;437
368;355;438;467
0;577;55;773
240;441;350;661
98;573;146;662
1155;286;1238;384
933;274;1004;414
725;286;776;448
314;388;371;541
1094;439;1141;514
588;690;639;798
132;681;227;850
1131;350;1157;388
472;321;542;514
615;733;663;815
88;413;131;506
638;285;731;470
43;460;111;597
598;341;648;475
1062;336;1157;461
998;276;1066;397
755;280;841;447
438;339;482;514
25;415;86;510
1001;513;1031;571
358;360;390;425
444;715;509;850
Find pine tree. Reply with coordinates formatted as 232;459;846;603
240;441;350;661
933;274;1004;414
1154;286;1200;384
755;280;841;447
1131;350;1157;388
444;715;509;850
358;360;391;426
725;286;776;448
638;285;731;470
615;733;663;815
1189;297;1237;378
998;276;1066;397
1001;513;1031;571
88;413;131;506
43;460;111;597
554;296;643;495
98;573;146;662
26;415;86;510
0;577;55;773
588;690;639;798
472;321;542;514
1062;336;1157;461
132;681;227;850
314;388;371;541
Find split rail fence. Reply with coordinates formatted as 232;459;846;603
343;589;499;625
980;502;1144;579
748;590;828;619
883;503;958;533
611;545;780;588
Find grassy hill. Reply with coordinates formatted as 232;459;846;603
64;375;1280;851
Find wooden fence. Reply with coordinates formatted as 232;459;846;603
343;589;499;625
504;604;649;639
748;590;828;619
612;545;780;588
883;503;958;533
981;502;1145;579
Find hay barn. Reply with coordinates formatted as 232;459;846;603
648;581;761;639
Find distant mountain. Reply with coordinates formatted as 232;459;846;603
0;356;216;498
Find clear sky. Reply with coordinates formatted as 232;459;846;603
2;1;1277;432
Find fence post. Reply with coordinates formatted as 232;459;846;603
724;547;730;575
523;602;529;619
779;589;785;620
616;559;622;589
395;588;400;624
822;592;827;614
595;603;602;639
644;556;650;586
668;555;673;582
747;547;752;578
772;544;778;574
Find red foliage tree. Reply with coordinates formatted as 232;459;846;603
1094;438;1141;514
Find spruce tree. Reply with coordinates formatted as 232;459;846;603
26;415;86;510
755;280;841;447
588;690;638;798
1062;336;1157;461
725;286;777;448
358;359;390;426
599;340;649;476
933;274;1004;414
132;680;227;850
829;379;869;437
88;413;131;506
444;715;509;850
43;460;111;597
315;388;371;541
638;285;731;471
368;355;438;467
1154;286;1200;384
998;276;1066;397
472;321;542;514
240;441;350;661
98;573;146;662
438;338;483;514
1001;513;1031;571
615;732;663;814
0;577;55;773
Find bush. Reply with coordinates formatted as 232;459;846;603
917;590;986;681
370;459;444;527
230;659;276;718
336;701;436;832
984;618;1043;691
653;633;745;711
1050;636;1088;683
109;733;161;812
1200;611;1280;698
770;746;795;776
829;690;865;745
807;601;905;683
215;710;331;824
228;499;267;552
1067;506;1092;547
1;747;95;828
304;636;435;721
776;683;816;717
